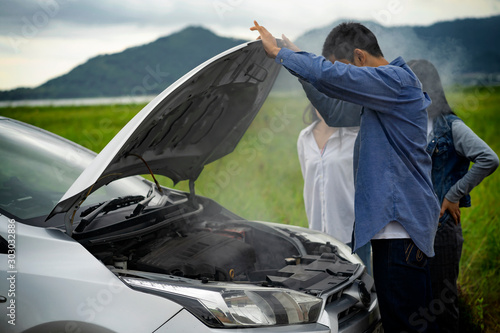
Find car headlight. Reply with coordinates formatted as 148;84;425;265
123;277;323;328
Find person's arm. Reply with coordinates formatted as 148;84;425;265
282;33;362;127
250;21;405;112
276;49;402;112
300;80;361;127
445;120;499;204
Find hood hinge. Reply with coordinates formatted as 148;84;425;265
189;179;198;208
64;204;79;236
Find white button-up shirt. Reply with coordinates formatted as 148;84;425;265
297;121;359;243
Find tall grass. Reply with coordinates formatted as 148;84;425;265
1;87;498;330
0;104;140;153
447;86;500;332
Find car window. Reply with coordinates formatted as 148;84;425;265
0;119;149;221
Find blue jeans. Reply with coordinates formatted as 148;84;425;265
429;214;463;333
371;239;438;333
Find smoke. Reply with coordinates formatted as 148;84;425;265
287;20;468;90
366;22;466;88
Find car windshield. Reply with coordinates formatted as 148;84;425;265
0;118;150;221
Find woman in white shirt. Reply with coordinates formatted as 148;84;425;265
298;104;371;273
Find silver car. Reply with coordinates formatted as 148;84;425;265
0;41;382;333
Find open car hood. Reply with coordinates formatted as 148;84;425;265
48;40;280;220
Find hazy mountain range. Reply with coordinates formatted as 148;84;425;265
290;15;500;88
2;15;499;101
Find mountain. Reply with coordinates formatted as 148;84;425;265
0;27;245;100
275;15;500;90
2;16;499;100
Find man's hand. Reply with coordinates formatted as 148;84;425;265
440;198;460;225
250;21;281;58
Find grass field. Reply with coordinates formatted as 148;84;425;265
1;86;499;331
447;86;500;332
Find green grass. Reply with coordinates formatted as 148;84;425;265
1;87;499;331
0;104;141;153
447;86;500;332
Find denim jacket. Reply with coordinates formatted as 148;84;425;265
426;114;471;210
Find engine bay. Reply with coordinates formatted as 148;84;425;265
76;195;361;295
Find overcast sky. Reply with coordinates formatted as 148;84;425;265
1;0;499;91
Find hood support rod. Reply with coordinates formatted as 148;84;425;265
130;153;163;194
189;179;198;208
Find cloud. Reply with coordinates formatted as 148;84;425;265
1;0;500;90
2;0;499;39
0;0;173;32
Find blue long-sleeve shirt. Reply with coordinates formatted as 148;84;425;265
300;80;361;127
277;48;440;256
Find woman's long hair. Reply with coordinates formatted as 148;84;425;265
407;59;454;118
302;103;319;125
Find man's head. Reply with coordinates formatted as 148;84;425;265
322;22;384;66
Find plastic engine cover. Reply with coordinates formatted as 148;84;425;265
136;232;256;281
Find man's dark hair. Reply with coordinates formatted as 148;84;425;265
322;22;384;61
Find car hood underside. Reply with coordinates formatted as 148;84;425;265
48;41;280;224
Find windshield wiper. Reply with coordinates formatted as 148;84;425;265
126;182;169;219
126;195;155;219
74;195;144;233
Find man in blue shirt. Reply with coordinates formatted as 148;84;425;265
251;21;440;332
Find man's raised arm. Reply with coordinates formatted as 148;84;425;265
300;80;361;127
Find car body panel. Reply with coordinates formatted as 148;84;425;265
0;218;182;332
